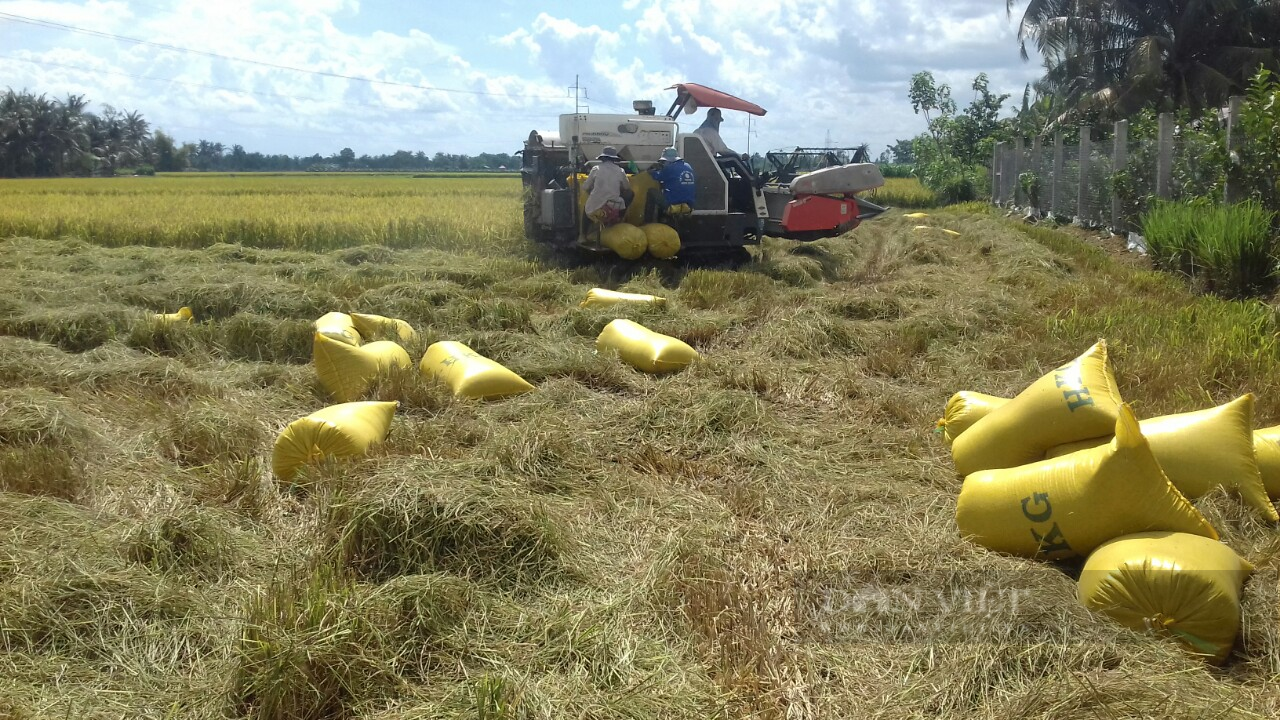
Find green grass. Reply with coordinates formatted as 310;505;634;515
1;180;1279;718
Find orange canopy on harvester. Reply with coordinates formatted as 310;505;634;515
665;83;767;118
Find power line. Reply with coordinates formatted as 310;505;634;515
0;10;566;100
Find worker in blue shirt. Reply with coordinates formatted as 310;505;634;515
647;147;695;221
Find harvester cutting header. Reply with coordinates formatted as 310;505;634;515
520;82;887;261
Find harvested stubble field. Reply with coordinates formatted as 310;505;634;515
1;174;1279;719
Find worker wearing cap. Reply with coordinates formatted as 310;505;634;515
583;146;632;228
647;147;695;220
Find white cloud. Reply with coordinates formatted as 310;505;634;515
0;0;1045;156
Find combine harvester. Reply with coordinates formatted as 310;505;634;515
520;82;887;262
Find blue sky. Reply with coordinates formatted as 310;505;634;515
0;0;1044;159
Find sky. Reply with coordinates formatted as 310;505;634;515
0;0;1045;160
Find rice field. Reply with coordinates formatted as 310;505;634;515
1;175;1279;719
866;176;937;209
0;174;523;252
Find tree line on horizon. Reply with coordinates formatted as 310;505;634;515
0;88;517;178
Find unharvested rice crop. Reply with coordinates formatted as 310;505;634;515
0;173;523;252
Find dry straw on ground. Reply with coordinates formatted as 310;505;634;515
0;178;1278;719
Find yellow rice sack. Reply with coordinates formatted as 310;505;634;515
154;307;193;324
601;223;648;260
420;341;534;399
1079;531;1252;664
1046;395;1277;521
350;312;418;346
952;340;1122;476
956;404;1218;560
641;223;681;259
625;172;661;226
313;334;411;402
272;400;398;482
579;288;668;309
1253;425;1280;499
314;311;362;347
597;319;699;374
937;391;1008;445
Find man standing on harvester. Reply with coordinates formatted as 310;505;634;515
647;147;695;221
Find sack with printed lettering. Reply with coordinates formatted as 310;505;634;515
952;340;1123;476
956;404;1218;560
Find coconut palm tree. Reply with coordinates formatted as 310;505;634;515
1010;0;1280;124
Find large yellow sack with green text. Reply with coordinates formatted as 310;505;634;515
597;319;699;374
420;341;534;399
641;223;681;259
272;401;398;483
1253;425;1280;499
600;223;647;260
350;312;418;346
314;334;412;402
951;341;1123;476
1079;531;1252;664
314;311;362;347
956;404;1218;560
580;288;668;309
1046;395;1277;521
937;391;1009;445
625;172;661;226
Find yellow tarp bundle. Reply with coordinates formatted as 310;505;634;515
314;311;362;347
938;391;1008;445
420;341;534;399
641;223;681;259
956;404;1218;560
597;319;699;374
351;312;418;346
313;333;412;402
1079;531;1252;664
952;341;1123;476
625;172;660;226
1046;395;1277;521
1253;425;1280;498
601;223;647;260
154;307;193;324
272;400;398;482
580;288;668;309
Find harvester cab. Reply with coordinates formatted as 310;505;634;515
519;82;887;260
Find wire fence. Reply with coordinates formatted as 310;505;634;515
991;98;1245;234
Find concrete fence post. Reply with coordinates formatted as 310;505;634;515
1031;136;1043;215
1013;137;1025;205
1077;128;1092;223
991;142;1002;205
1156;113;1174;200
1052;132;1065;217
1224;95;1245;204
1112;119;1129;233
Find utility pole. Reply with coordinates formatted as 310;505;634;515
567;75;589;113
